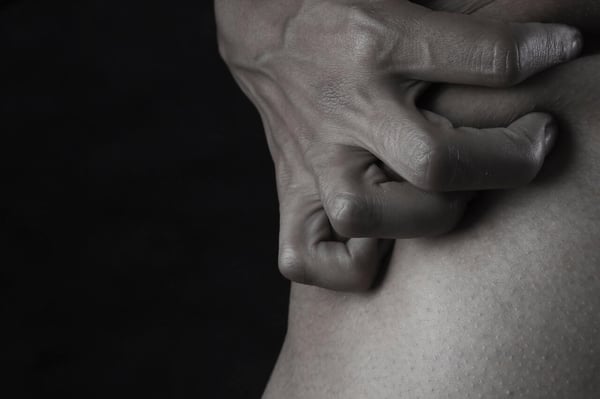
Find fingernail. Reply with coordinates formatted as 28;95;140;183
544;119;558;156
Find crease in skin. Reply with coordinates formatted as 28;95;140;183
446;144;460;188
265;50;600;399
227;0;586;294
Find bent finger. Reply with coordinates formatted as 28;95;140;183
308;144;469;238
277;171;388;291
363;97;556;191
412;111;558;191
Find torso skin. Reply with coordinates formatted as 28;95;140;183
263;32;600;399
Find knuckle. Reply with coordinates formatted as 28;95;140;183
342;5;386;60
278;246;308;284
326;192;372;237
488;32;521;86
406;136;449;191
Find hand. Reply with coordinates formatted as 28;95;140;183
216;0;581;291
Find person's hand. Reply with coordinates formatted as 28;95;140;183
216;0;581;291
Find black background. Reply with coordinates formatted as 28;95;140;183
1;0;289;397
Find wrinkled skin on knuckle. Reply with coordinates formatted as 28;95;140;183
219;0;397;156
326;192;373;237
413;148;444;191
342;4;389;65
488;32;522;87
278;246;308;284
290;2;391;82
403;134;449;191
469;26;522;87
282;2;382;68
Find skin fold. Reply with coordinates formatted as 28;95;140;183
264;51;600;399
262;2;600;398
216;0;583;291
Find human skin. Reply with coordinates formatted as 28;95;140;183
264;54;600;399
215;0;582;291
262;3;600;398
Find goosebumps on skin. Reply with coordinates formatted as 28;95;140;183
216;0;582;291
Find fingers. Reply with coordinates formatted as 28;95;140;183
277;169;388;291
422;112;557;191
308;144;469;239
364;100;556;191
421;84;531;129
390;2;582;87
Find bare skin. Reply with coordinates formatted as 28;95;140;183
264;60;600;397
216;0;582;291
263;2;600;398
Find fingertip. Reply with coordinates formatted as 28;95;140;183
511;112;557;153
278;246;308;284
513;23;582;84
528;23;582;62
523;112;558;153
543;118;559;156
512;111;551;128
560;25;583;62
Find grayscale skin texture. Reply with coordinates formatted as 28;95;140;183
215;0;583;291
263;56;600;397
260;2;600;398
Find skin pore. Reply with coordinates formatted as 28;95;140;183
263;3;600;398
265;52;600;399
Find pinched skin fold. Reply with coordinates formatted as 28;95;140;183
216;0;582;291
264;52;600;399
